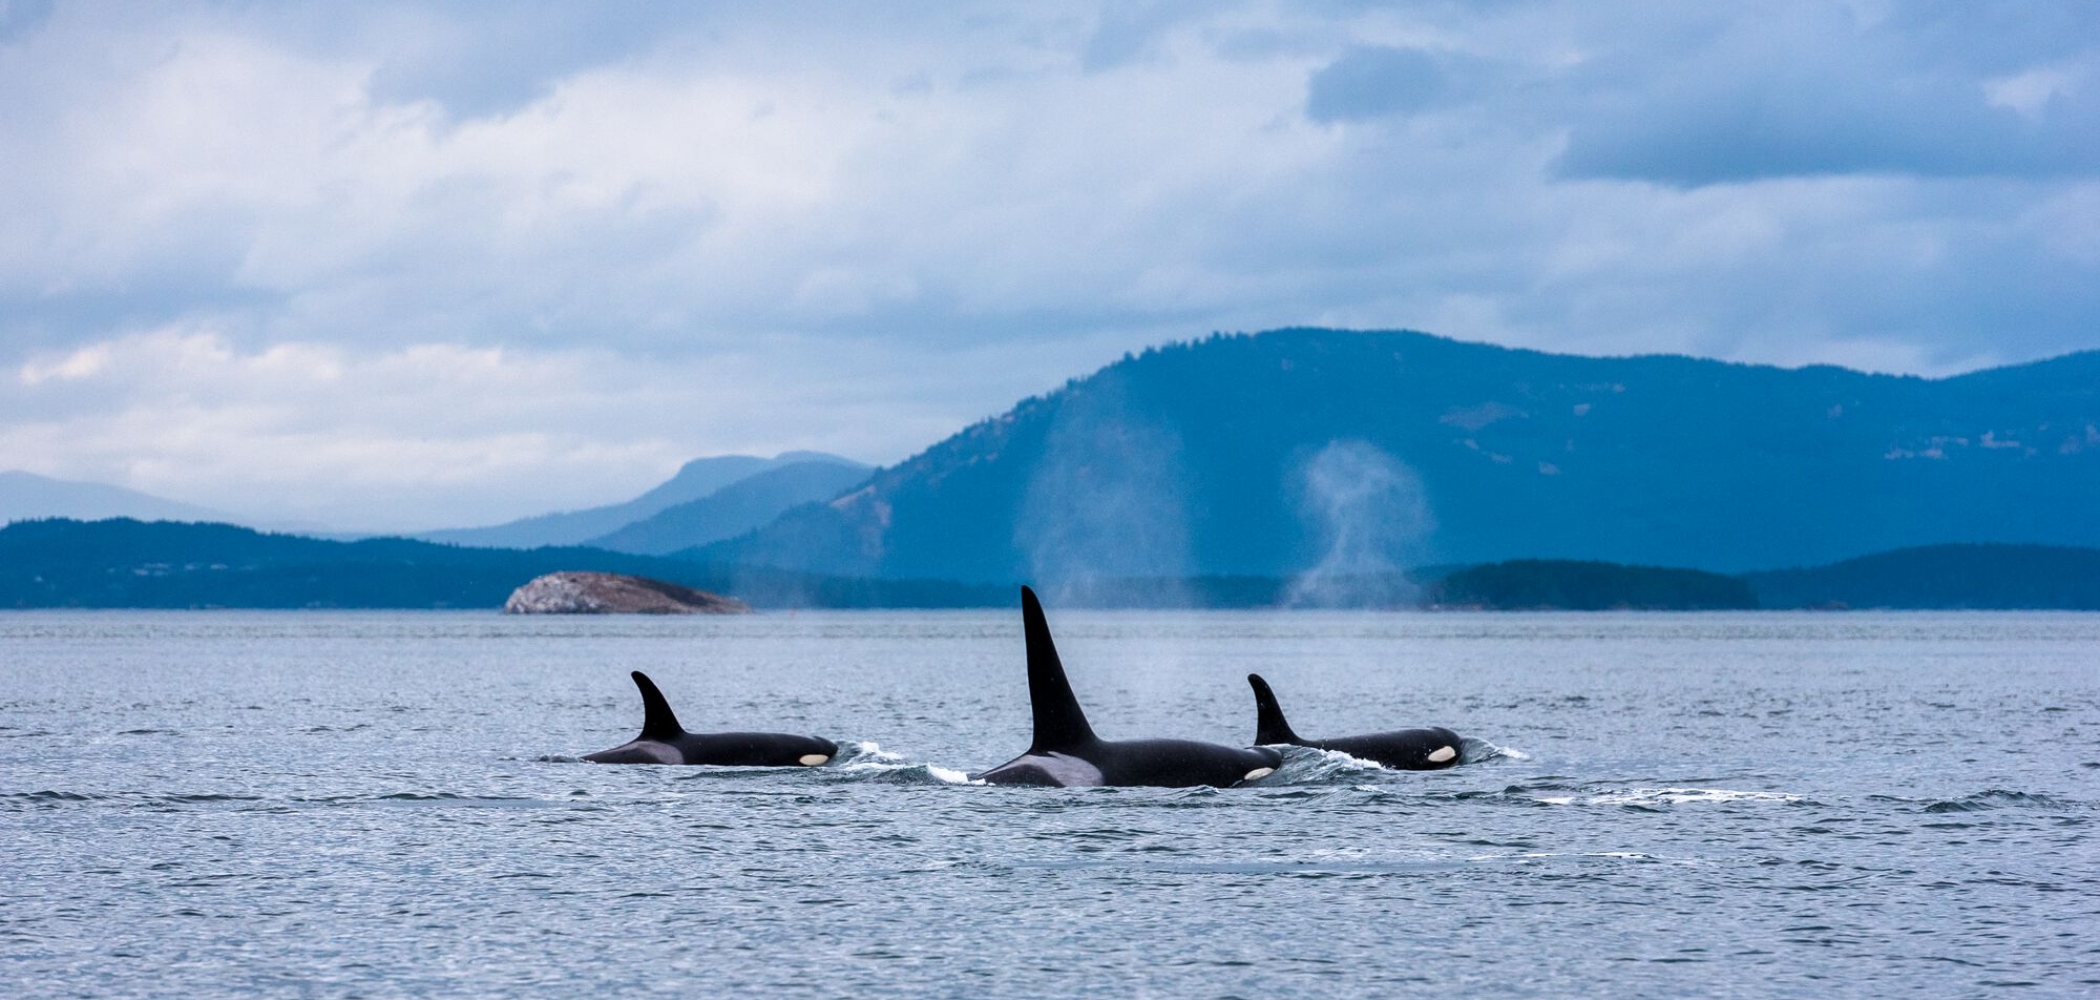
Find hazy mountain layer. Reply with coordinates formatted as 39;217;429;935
418;451;865;549
702;328;2100;580
0;471;239;525
588;460;871;555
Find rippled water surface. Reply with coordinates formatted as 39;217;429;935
3;610;2096;998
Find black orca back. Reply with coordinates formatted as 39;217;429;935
588;672;836;767
1314;729;1465;770
1092;738;1282;788
1247;672;1464;770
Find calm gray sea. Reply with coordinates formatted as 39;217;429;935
2;610;2095;999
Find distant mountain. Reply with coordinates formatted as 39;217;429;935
588;460;871;555
1744;544;2100;610
702;329;2100;582
418;451;867;549
0;471;239;525
0;518;997;609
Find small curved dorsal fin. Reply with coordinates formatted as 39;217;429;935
1022;586;1097;752
1248;673;1302;745
630;671;686;740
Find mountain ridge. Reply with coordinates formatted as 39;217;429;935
699;328;2100;580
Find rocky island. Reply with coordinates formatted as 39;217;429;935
502;571;751;615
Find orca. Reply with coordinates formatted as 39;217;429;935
583;670;838;767
972;587;1282;788
1246;673;1463;770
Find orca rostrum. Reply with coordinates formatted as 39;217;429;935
972;587;1282;788
1246;673;1463;770
583;670;838;767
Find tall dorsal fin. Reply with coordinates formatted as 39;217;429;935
629;671;686;741
1247;673;1302;745
1022;585;1097;752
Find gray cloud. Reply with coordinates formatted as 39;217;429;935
361;2;696;119
1081;0;1205;73
1553;4;2100;185
1306;46;1455;122
0;0;51;44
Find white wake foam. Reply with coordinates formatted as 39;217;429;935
1537;787;1804;806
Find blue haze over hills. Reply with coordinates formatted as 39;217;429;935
417;451;868;549
585;460;873;556
703;329;2100;582
0;453;872;549
0;470;241;526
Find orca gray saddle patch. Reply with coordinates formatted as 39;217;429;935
985;752;1105;787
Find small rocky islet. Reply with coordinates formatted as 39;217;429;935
502;571;750;615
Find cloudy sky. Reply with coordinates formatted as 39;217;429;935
2;1;2095;530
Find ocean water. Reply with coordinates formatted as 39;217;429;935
1;610;2095;999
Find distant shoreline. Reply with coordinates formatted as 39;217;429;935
4;519;2095;612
